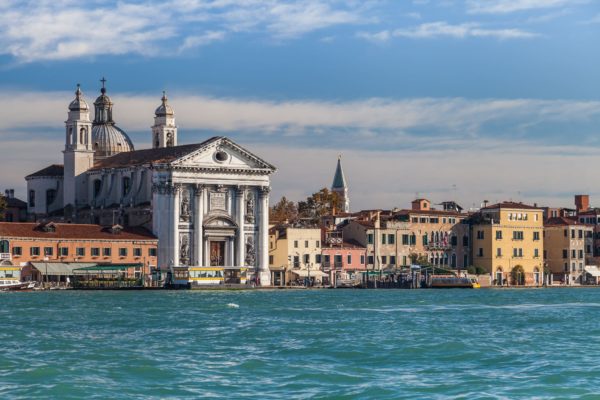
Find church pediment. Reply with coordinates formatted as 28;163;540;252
203;214;238;228
171;137;276;173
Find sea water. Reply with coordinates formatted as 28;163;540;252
1;289;600;399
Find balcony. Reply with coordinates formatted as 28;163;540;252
0;253;11;261
425;243;452;251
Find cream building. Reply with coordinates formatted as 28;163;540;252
544;217;593;285
269;226;324;285
471;202;544;286
24;81;276;285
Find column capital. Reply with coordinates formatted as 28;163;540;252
259;186;271;197
193;184;205;197
236;185;247;196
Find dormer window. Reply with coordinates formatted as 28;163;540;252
110;224;123;234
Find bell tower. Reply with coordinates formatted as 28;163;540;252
152;91;177;148
63;84;93;210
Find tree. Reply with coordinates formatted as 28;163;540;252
297;188;342;224
0;195;6;221
269;196;298;224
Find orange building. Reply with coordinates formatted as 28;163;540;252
0;222;158;283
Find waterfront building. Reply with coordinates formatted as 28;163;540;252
544;217;593;285
470;202;544;286
321;238;366;286
331;156;350;213
0;221;157;285
23;82;276;285
268;226;325;285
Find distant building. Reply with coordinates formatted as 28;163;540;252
268;226;324;285
470;202;544;286
2;189;27;222
331;156;350;213
544;217;593;285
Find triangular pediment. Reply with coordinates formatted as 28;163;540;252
172;137;276;172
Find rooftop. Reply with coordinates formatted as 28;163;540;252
481;201;541;211
25;164;64;179
0;222;157;241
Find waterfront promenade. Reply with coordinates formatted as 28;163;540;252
2;289;600;399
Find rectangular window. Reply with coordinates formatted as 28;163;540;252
534;248;539;258
410;235;416;245
44;247;53;256
403;255;408;266
361;255;365;265
402;234;409;245
305;240;309;248
294;240;298;248
28;190;35;207
76;247;85;257
381;256;387;264
563;249;568;259
512;231;524;240
315;254;322;264
119;248;128;257
533;231;540;241
30;247;40;256
293;255;300;268
423;235;428;245
303;254;310;264
463;236;469;246
367;255;374;265
134;248;142;257
92;247;100;257
519;248;523;257
477;231;484;240
269;255;274;264
367;234;374;244
316;241;320;248
579;250;583;259
60;247;68;256
451;236;457;246
12;246;22;256
103;248;111;257
564;229;568;237
578;230;583;239
571;229;575;239
496;248;502;257
496;231;503;240
390;255;396;265
478;248;483;257
347;254;352;264
149;248;157;257
324;255;330;263
388;234;395;244
513;248;518;257
381;234;387;245
572;249;577;259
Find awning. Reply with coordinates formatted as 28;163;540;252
585;265;600;277
291;270;327;278
30;262;96;275
74;264;143;272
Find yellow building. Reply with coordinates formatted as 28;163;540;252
544;217;593;285
471;202;544;286
268;226;325;286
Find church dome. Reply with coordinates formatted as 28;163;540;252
91;78;134;159
68;84;89;111
92;124;134;159
155;91;174;116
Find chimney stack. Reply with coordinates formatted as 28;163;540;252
575;195;590;213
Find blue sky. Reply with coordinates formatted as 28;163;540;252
0;0;599;210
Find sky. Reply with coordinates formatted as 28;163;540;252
0;0;599;211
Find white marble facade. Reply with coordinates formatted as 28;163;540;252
25;83;276;285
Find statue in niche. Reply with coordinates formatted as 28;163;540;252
245;193;255;224
180;235;190;265
245;236;256;266
180;193;191;222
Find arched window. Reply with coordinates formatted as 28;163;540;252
93;179;102;199
46;189;57;206
80;128;86;144
122;176;131;196
154;133;160;148
28;190;35;207
166;132;174;147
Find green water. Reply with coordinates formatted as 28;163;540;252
1;289;600;399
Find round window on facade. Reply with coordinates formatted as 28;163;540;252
215;150;229;163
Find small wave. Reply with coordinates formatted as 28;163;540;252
226;303;239;309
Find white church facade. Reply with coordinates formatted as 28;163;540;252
25;81;276;286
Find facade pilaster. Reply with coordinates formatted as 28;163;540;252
194;184;204;266
236;186;246;267
258;186;271;286
171;183;180;266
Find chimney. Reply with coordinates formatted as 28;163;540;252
482;200;489;208
575;195;589;213
4;189;14;198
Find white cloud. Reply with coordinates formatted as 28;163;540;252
375;22;540;40
0;0;369;62
466;0;582;14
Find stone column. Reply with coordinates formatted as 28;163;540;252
236;186;245;267
194;184;204;266
171;183;180;266
258;186;271;286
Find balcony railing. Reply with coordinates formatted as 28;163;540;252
0;253;11;261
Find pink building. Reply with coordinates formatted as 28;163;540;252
321;241;366;285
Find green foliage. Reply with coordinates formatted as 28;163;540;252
466;265;487;275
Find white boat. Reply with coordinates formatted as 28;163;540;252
0;280;35;291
